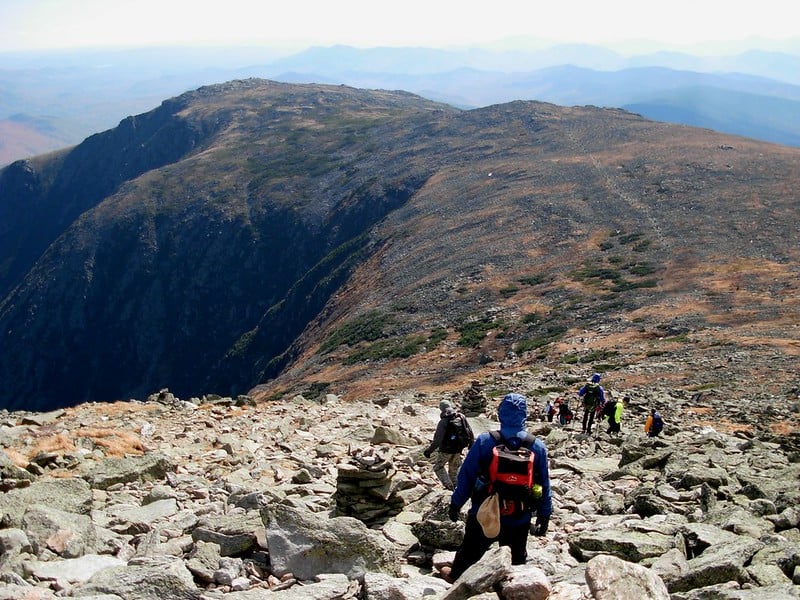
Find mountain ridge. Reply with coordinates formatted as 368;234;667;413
0;79;798;412
2;42;800;165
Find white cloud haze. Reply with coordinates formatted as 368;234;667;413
1;0;798;52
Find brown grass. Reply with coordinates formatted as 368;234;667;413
693;419;753;434
28;433;77;456
2;447;30;468
75;428;146;456
17;427;145;460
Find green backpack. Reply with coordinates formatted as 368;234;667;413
582;383;601;409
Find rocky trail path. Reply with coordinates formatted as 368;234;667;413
1;368;799;599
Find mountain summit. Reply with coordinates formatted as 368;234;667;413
0;79;798;411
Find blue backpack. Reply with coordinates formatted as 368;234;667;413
652;413;664;434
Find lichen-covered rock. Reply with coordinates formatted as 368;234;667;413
262;501;401;580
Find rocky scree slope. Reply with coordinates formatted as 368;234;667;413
0;373;799;599
0;79;798;412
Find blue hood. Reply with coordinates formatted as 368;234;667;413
498;393;527;440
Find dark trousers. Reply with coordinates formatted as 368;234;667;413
450;512;530;579
607;418;620;434
582;407;595;433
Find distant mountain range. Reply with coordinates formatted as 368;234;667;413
1;80;799;411
1;42;800;166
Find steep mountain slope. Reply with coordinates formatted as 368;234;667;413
267;102;800;406
0;79;798;411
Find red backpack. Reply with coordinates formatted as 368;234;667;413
486;431;536;516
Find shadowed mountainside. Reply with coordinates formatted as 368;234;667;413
0;79;798;411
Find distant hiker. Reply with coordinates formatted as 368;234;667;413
602;395;617;434
605;396;628;435
544;398;555;422
578;373;606;435
424;400;474;490
645;408;664;437
441;393;552;583
556;398;573;426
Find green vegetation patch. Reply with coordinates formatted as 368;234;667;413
344;334;427;364
427;327;448;348
499;284;520;298
572;265;624;284
572;251;660;293
319;310;395;354
627;262;656;276
457;316;502;347
599;240;615;251
611;278;658;292
688;383;717;392
227;327;257;358
517;274;546;286
303;382;330;400
522;312;540;325
664;333;690;343
515;323;568;354
617;232;644;245
562;349;620;364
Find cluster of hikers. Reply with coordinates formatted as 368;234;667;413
423;373;664;583
542;372;663;437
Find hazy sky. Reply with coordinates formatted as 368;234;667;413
1;0;797;52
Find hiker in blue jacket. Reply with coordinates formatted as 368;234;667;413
442;393;552;582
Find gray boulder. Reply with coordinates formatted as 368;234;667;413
22;504;97;558
441;545;512;600
412;518;464;550
107;498;178;534
191;511;262;556
30;554;125;584
750;541;800;581
0;478;91;527
81;453;175;490
262;501;401;580
185;540;222;584
496;564;551;600
668;537;765;592
73;557;202;599
568;526;675;562
363;571;448;599
584;554;670;600
670;582;800;599
371;426;418;446
0;528;32;557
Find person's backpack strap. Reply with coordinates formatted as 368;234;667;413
489;430;535;448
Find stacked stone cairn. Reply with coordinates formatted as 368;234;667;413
334;446;404;526
461;379;488;416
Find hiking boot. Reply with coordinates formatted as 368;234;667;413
439;566;455;584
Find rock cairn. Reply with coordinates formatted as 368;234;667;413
461;380;488;416
334;446;404;526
